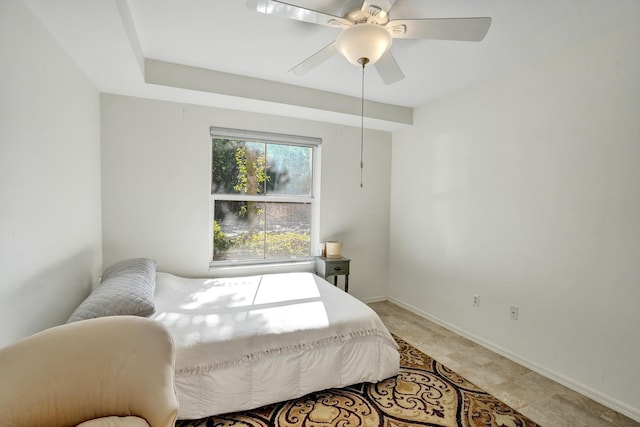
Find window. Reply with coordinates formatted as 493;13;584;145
210;127;320;264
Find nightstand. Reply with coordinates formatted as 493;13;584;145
315;256;351;293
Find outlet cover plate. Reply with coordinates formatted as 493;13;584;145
510;305;519;320
473;295;480;307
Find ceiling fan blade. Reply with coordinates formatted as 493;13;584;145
373;50;404;85
289;42;338;75
387;17;492;41
248;0;351;27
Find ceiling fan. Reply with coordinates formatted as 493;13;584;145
247;0;492;84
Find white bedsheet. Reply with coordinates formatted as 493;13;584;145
151;271;399;420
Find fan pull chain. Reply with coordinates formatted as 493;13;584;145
359;58;368;188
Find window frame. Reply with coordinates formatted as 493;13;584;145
209;126;321;267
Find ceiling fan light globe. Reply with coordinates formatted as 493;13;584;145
335;23;392;66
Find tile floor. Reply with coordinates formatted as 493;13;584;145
369;301;639;427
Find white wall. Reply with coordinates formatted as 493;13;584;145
101;94;391;301
0;0;102;347
389;24;640;419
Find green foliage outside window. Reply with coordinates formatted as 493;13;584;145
240;231;311;258
233;146;270;195
213;220;231;251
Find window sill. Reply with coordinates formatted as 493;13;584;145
208;258;315;276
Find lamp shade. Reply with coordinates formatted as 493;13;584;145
335;23;392;66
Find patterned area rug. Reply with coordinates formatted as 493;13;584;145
176;336;539;427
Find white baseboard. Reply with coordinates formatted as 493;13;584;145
386;296;640;423
360;295;388;304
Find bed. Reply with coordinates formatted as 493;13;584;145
67;259;400;420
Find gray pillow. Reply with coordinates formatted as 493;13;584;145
67;258;157;323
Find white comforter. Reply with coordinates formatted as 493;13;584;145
151;271;399;420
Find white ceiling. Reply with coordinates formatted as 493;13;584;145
24;0;639;131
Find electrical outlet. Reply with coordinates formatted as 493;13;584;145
510;306;519;320
473;294;480;307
